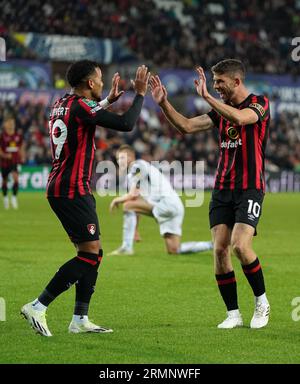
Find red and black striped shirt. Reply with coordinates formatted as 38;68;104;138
207;94;270;191
47;93;143;198
0;131;23;168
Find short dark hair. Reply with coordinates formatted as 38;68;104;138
211;59;246;80
66;60;100;88
117;144;136;156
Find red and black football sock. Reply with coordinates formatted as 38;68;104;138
74;250;103;316
12;181;19;196
242;258;265;297
38;252;100;307
2;179;8;196
215;271;238;311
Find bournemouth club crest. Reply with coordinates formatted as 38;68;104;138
87;224;96;235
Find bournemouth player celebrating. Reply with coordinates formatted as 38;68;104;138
150;59;270;329
21;60;150;336
0;115;25;209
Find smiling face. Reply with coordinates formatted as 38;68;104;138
88;67;104;102
212;72;239;104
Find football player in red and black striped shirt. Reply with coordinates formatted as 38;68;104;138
21;60;150;336
150;59;270;329
0;115;25;209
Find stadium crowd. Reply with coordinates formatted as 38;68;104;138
1;0;299;172
0;99;299;173
1;0;299;76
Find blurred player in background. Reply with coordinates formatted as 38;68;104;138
109;145;213;255
0;115;25;209
150;59;270;329
21;60;150;337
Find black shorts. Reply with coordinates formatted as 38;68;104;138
209;189;265;235
1;164;18;178
48;194;100;244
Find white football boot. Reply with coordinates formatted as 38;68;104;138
69;318;113;334
21;302;52;337
3;196;9;209
107;246;134;256
250;301;270;329
217;310;243;329
11;196;18;209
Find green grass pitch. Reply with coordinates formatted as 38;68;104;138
0;192;300;364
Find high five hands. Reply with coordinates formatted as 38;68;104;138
108;65;151;103
107;72;124;103
131;65;151;96
194;66;210;99
149;75;168;105
149;67;209;105
108;66;209;105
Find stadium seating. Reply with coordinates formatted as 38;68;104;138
1;0;299;74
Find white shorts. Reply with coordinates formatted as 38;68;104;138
152;197;184;237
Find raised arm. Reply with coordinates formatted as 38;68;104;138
99;72;125;109
149;75;214;134
83;65;150;132
89;94;145;132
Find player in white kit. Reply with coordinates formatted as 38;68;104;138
108;145;213;255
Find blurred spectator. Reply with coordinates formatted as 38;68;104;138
54;74;67;89
1;0;299;75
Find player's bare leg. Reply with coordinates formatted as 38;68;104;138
164;233;181;254
212;224;243;329
108;197;153;255
134;229;142;242
164;233;213;255
123;197;154;215
77;239;100;254
231;223;270;329
212;224;233;274
11;170;19;209
134;215;142;242
178;239;213;254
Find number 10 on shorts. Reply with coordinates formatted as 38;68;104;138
248;199;261;218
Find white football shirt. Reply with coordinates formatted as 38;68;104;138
127;159;180;205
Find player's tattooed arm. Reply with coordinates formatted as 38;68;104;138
150;75;213;134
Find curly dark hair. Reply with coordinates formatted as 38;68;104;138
66;60;100;88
